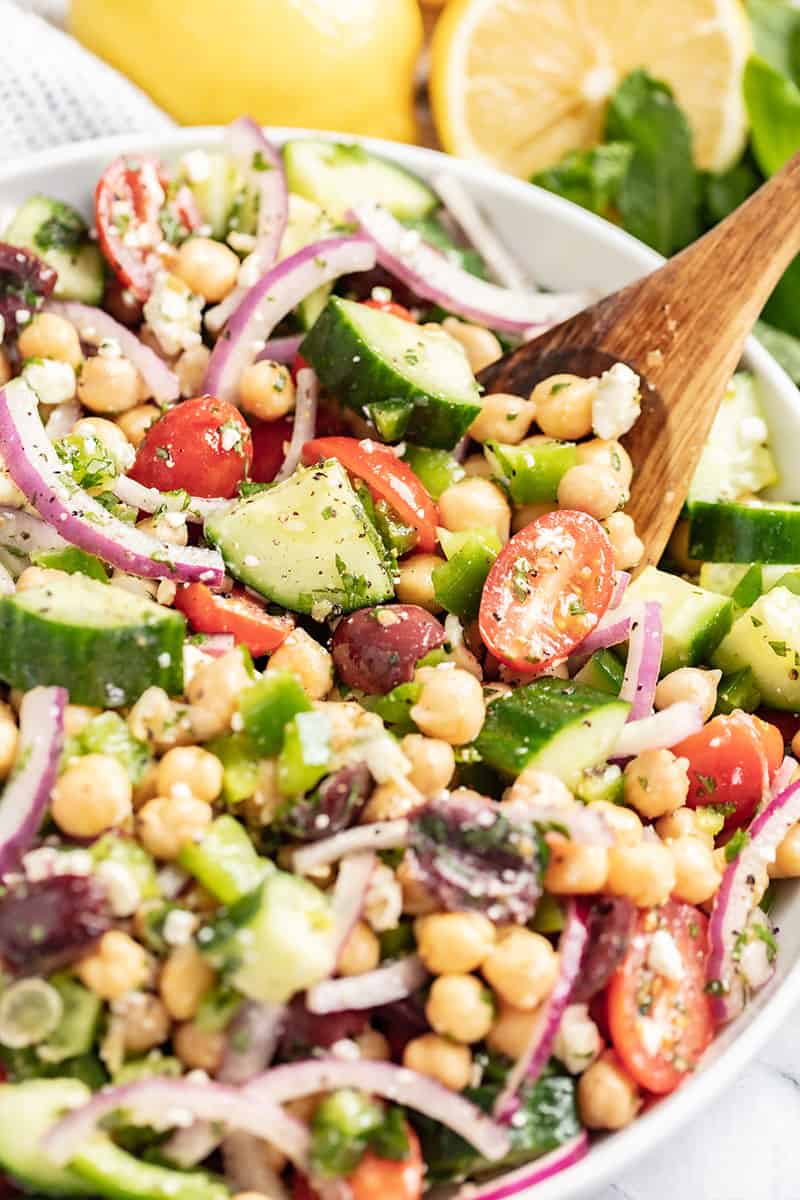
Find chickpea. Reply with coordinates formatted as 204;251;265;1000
18;312;82;368
591;799;643;846
531;373;596;440
239;360;296;422
487;1003;538;1060
72;417;134;471
770;823;800;877
77;931;149;1000
176;345;211;398
117;403;160;448
469;393;536;444
16;565;70;592
623;749;689;819
606;840;676;907
61;705;98;738
655;806;714;847
654;668;720;722
336;921;381;977
545;838;609;894
0;702;18;781
268;630;333;701
0;348;11;386
363;775;424;823
159;943;215;1020
355;1028;391;1061
396;554;445;613
557;464;625;520
512;501;555;533
578;1050;640;1130
174;236;240;302
118;992;170;1055
575;438;633;488
426;974;494;1044
401;734;455;794
173;1021;226;1072
156;746;223;804
137;793;213;860
482;928;559;1010
603;512;645;571
78;354;141;414
187;648;253;731
462;453;494;479
442;316;501;373
439;478;511;544
669;835;722;904
397;856;437;916
411;665;485;744
137;513;189;547
51;754;132;838
506;766;573;810
403;1033;472;1092
415;911;495;974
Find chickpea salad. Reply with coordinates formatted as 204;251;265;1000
0;120;798;1200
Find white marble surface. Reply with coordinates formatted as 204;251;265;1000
596;1004;800;1200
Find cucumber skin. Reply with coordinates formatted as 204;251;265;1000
71;1136;228;1200
0;589;185;708
688;501;800;564
0;1079;89;1195
301;299;481;451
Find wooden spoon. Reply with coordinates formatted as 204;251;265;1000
477;150;800;570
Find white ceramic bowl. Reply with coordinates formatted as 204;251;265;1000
3;127;800;1199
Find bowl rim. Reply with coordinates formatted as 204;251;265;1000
2;124;800;1200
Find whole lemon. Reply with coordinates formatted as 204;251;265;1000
70;0;423;142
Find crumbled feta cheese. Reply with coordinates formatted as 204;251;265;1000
157;865;190;898
220;423;243;452
181;150;211;183
97;337;122;359
592;362;641;440
95;859;141;918
329;1038;361;1061
636;1015;664;1057
162;908;197;947
23;846;92;881
553;1003;602;1074
647;928;685;982
183;642;213;683
143;272;204;357
350;723;411;784
157;651;172;669
22;358;76;407
364;862;403;933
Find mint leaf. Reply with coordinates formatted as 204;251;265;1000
702;156;762;225
532;143;633;216
744;55;800;176
747;0;800;85
605;70;700;256
762;254;800;337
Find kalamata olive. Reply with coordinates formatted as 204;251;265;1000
281;997;368;1058
332;604;446;695
278;762;373;841
571;896;637;1003
0;874;111;975
374;993;429;1059
0;243;57;337
103;277;145;328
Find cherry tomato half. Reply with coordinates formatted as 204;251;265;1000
479;510;615;673
95;155;165;302
250;416;294;484
608;901;714;1094
130;396;253;499
363;298;417;323
174;583;293;657
674;711;783;830
302;436;439;554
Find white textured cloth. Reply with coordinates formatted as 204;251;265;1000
0;0;173;163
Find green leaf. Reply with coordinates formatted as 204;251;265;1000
755;319;800;382
745;55;800;176
605;69;701;255
701;155;763;225
532;143;633;216
747;0;800;85
762;253;800;336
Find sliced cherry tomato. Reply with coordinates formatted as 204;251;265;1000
130;395;253;499
175;583;293;657
608;900;713;1095
302;436;439;554
95;155;165;301
292;1175;318;1200
674;711;783;830
349;1126;424;1200
479;510;615;673
363;298;417;323
250;416;294;483
291;351;311;379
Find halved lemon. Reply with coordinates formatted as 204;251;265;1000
430;0;751;176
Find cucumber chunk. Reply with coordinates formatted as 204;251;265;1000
0;1078;89;1194
4;195;105;304
474;678;630;787
688;500;800;564
71;1135;228;1200
624;566;734;673
0;575;185;707
177;150;243;239
179;815;270;904
301;297;481;450
484;439;577;504
204;459;395;616
280;194;337;330
37;976;102;1065
699;562;799;597
688;373;778;502
574;648;625;695
712;585;800;709
715;667;761;715
283;139;437;221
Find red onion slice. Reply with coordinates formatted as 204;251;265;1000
493;902;589;1120
0;561;13;594
258;334;304;365
454;1132;589;1200
568;606;635;672
205;119;289;335
46;300;179;405
44;399;81;441
329;851;376;968
198;633;237;657
431;174;530;292
293;820;410;874
275;368;319;482
351;203;589;334
612;701;704;759
620;601;663;721
111;475;232;524
307;954;428;1015
0;686;66;876
707;772;800;1023
610;570;631;609
501;802;611;847
0;380;224;585
0;505;69;557
223;1131;290;1200
203;236;376;405
245;1058;511;1162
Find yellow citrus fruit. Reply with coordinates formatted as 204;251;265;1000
430;0;751;176
70;0;424;143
